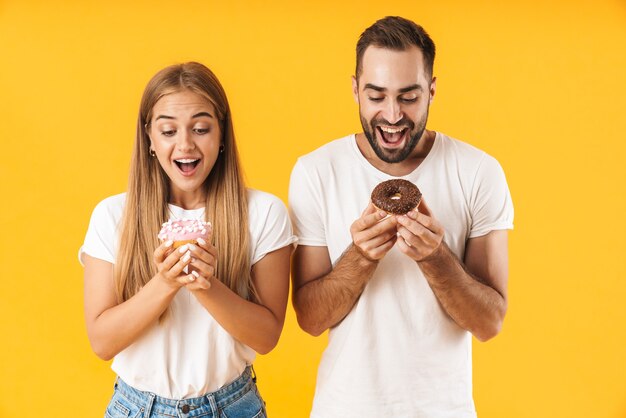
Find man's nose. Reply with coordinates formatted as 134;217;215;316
381;99;403;124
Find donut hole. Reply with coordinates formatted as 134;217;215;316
391;193;402;200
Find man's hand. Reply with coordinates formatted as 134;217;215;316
350;202;398;262
396;198;445;261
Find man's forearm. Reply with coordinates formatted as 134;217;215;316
418;242;507;341
293;244;378;336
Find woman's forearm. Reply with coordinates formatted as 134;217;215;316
87;276;179;360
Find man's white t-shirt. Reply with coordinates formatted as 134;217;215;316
80;189;296;399
289;133;514;418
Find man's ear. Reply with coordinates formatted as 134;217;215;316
429;77;437;103
352;75;359;104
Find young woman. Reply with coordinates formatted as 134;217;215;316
80;62;295;417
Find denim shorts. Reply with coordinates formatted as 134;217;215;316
104;366;267;418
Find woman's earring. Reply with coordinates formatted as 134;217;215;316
150;148;156;157
219;144;224;154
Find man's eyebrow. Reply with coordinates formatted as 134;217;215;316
364;83;386;92
363;83;423;93
154;112;214;121
399;84;423;93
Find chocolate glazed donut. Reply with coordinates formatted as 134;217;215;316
371;179;422;214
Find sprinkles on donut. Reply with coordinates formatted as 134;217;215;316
158;219;212;248
371;179;422;215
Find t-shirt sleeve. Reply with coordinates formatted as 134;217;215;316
78;197;121;266
468;154;514;238
288;159;327;246
250;192;298;265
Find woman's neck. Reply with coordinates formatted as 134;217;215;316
168;189;206;210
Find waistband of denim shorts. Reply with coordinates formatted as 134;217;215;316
114;365;254;410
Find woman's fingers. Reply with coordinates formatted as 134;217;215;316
156;244;192;280
155;239;216;289
153;240;174;263
184;270;211;290
186;242;217;279
189;257;216;280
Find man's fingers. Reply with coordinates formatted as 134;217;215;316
350;203;398;261
354;209;388;232
396;235;418;256
354;233;397;261
355;227;398;253
417;198;431;216
355;214;397;242
361;202;378;217
404;203;444;237
370;235;397;260
397;225;430;248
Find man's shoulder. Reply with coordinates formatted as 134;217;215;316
296;134;355;166
435;132;509;198
434;131;508;177
436;131;488;161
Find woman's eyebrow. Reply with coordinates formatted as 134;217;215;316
192;112;214;119
154;112;214;121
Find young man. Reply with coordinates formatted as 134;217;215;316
289;16;514;418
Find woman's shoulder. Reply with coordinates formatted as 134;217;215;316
247;189;285;209
246;189;296;263
90;192;127;223
81;193;126;265
95;192;126;208
246;189;289;220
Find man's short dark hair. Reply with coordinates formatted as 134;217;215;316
356;16;436;80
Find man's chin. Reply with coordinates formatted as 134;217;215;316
375;147;409;164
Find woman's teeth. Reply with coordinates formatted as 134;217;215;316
175;159;200;172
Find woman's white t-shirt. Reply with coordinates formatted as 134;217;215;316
80;189;296;399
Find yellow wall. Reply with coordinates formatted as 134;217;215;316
1;1;625;417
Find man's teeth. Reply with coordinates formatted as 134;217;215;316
380;126;405;134
175;159;199;163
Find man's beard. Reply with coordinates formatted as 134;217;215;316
360;109;428;164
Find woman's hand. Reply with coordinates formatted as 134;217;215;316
153;240;195;289
184;237;216;291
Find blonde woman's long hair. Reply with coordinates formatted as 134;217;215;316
114;62;252;303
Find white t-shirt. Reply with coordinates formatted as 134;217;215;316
288;133;514;418
80;189;297;399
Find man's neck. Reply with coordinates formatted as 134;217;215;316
355;130;436;177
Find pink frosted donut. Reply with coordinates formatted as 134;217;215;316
158;219;212;248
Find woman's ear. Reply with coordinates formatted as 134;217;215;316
144;123;151;139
